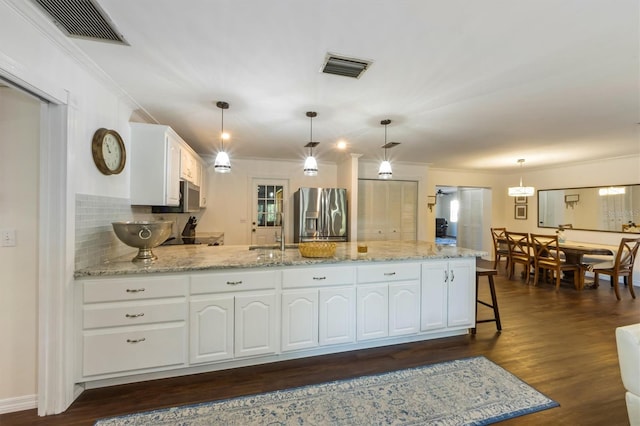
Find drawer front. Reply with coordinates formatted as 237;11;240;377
357;263;420;284
282;266;355;288
83;299;186;329
83;323;186;377
83;276;188;303
191;270;278;294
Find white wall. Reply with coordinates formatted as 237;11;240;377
0;87;39;407
0;0;136;414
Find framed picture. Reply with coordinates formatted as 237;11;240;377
514;204;527;220
514;196;527;204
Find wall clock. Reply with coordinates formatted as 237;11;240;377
92;128;126;175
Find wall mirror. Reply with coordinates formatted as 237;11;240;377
538;184;640;233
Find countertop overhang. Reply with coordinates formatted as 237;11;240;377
75;241;488;278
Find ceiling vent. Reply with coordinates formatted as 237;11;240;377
321;54;371;79
31;0;129;45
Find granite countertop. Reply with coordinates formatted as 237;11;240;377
74;241;488;278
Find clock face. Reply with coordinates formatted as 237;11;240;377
102;133;122;171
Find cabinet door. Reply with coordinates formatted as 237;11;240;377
199;161;207;208
420;261;448;331
319;287;355;346
356;284;388;341
446;258;475;328
235;293;277;358
166;135;181;206
389;281;420;336
189;295;234;364
281;290;318;352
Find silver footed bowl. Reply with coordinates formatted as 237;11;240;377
112;221;173;263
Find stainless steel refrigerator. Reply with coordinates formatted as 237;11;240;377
293;187;348;242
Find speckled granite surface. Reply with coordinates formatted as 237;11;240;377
74;241;488;278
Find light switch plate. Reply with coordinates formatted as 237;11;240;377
1;229;16;247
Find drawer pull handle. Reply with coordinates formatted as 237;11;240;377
384;272;396;276
126;288;146;293
313;276;326;280
227;280;243;286
450;271;455;283
125;313;145;318
126;338;146;344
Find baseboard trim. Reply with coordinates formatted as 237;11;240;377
0;394;37;414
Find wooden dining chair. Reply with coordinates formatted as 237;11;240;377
592;237;640;300
490;227;509;270
505;231;533;284
530;233;581;290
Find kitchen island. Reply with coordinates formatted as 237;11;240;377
74;241;487;390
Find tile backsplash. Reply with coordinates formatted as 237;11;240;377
75;193;202;270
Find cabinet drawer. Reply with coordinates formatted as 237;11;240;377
83;299;186;329
83;276;188;303
191;270;278;294
83;322;186;377
283;266;355;288
357;263;420;283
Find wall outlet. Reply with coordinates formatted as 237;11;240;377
1;229;16;247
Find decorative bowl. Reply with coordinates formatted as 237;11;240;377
298;241;337;258
112;221;173;263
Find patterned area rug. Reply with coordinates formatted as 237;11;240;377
94;356;558;425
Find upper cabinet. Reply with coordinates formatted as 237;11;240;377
130;123;204;206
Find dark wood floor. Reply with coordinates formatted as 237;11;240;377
3;259;639;425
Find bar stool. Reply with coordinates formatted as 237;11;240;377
471;267;502;334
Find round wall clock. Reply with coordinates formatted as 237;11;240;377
92;128;126;175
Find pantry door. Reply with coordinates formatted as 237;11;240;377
251;178;288;245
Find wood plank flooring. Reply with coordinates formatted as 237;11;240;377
3;259;639;425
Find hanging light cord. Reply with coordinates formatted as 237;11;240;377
383;123;388;161
220;107;225;151
309;115;314;156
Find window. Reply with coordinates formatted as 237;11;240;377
450;199;459;223
256;184;283;227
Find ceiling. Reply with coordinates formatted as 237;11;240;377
32;0;640;171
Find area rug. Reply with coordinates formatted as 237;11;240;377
94;356;558;425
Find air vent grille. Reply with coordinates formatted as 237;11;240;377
321;54;371;79
32;0;128;44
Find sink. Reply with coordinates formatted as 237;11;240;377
248;244;299;250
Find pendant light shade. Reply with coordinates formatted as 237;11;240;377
303;111;319;176
214;101;231;174
378;119;399;180
508;159;534;196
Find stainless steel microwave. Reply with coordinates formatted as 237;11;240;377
151;181;200;213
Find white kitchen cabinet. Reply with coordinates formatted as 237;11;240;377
189;270;278;364
319;287;356;346
235;292;277;357
180;147;200;185
190;295;234;363
78;275;188;379
130;123;182;206
420;258;475;331
356;284;388;340
281;266;356;351
281;290;318;352
356;263;421;341
357;180;418;241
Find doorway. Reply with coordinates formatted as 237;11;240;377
434;186;490;251
250;178;288;245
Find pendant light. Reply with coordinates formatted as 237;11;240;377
303;111;319;176
214;101;231;174
378;119;399;179
508;158;535;196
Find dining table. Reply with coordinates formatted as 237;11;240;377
498;236;618;290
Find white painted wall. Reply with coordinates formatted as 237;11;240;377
0;87;39;407
0;0;136;414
